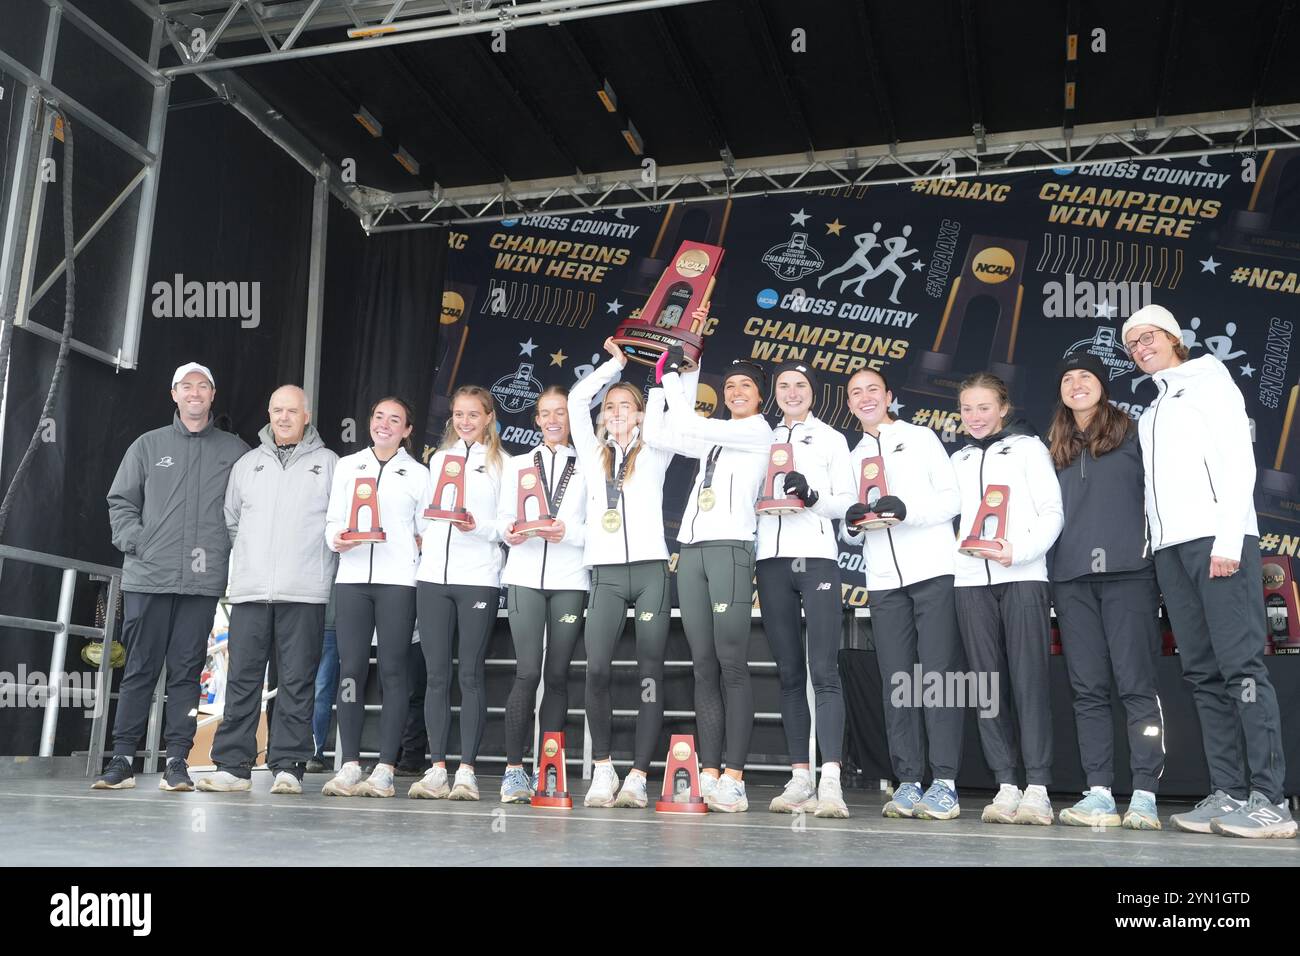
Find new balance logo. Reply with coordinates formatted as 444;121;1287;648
254;464;264;472
816;582;832;591
639;611;655;621
559;614;578;624
472;602;488;610
309;465;322;475
712;603;729;613
155;456;175;468
1247;807;1284;826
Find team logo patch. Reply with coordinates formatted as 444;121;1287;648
254;464;264;472
309;465;323;475
155;456;175;468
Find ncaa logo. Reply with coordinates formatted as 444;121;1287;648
971;247;1015;283
756;288;779;309
500;218;519;227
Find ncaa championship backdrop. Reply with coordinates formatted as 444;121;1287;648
427;150;1300;608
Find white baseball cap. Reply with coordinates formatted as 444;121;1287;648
1121;304;1181;345
171;362;214;388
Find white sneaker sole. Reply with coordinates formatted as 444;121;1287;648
196;779;252;793
1014;806;1054;825
584;790;617;808
408;780;450;799
882;800;915;819
814;799;850;819
914;804;961;821
358;782;395;798
1211;819;1298;839
269;780;302;795
322;780;363;797
768;796;818;814
448;784;480;801
1169;814;1217;834
981;805;1019;824
1059;808;1120;828
1122;811;1162;831
612;791;648;809
159;778;194;792
91;778;135;790
709;797;748;813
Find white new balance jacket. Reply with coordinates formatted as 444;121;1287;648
844;419;961;591
756;413;857;562
950;425;1064;587
325;446;429;587
496;443;589;591
569;357;674;567
417;439;504;587
643;367;773;545
1138;354;1260;559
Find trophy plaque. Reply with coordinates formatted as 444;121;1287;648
611;241;724;371
424;454;469;522
530;731;573;809
959;485;1010;556
513;464;555;537
654;735;708;814
1264;556;1300;654
851;457;900;530
755;443;804;516
341;477;386;542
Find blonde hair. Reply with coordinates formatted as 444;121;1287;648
596;382;645;483
958;372;1013;432
440;386;504;473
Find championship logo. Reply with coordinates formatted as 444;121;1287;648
1063;327;1136;381
490;362;543;414
762;232;825;281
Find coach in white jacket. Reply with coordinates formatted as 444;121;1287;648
198;386;337;795
841;368;965;821
1125;304;1293;838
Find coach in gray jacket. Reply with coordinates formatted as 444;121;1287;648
97;362;249;792
197;385;338;795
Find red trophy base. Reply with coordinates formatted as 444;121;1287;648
852;512;901;531
611;326;704;371
531;731;572;810
424;507;469;523
513;517;557;538
756;497;805;516
654;734;709;814
959;538;1003;557
341;529;386;542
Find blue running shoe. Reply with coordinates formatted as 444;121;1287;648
1059;789;1121;828
500;766;534;804
1123;791;1161;830
882;781;924;818
914;781;960;820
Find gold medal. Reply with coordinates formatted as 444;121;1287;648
602;509;622;533
698;487;716;511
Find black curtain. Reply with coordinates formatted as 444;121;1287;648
0;85;446;754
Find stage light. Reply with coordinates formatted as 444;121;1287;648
622;120;644;156
394;146;421;175
354;105;383;138
597;79;618;113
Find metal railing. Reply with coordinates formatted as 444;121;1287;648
0;544;122;774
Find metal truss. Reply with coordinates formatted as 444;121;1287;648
0;0;170;370
156;0;719;76
360;103;1300;230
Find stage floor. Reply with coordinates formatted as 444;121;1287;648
3;772;1297;867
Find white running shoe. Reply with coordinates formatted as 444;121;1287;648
699;773;720;804
196;770;251;793
449;767;480;801
814;775;850;819
769;775;817;814
269;771;302;795
408;766;450;799
981;784;1023;824
584;762;620;808
322;761;365;797
709;775;748;813
1014;787;1055;825
612;772;648;809
359;764;395;798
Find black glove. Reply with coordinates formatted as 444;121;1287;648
873;495;907;522
783;471;819;507
843;502;869;534
664;343;686;374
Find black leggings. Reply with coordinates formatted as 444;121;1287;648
677;540;756;771
417;581;501;766
504;585;586;766
755;557;845;765
335;583;416;766
583;561;671;773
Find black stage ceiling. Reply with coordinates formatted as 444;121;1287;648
148;0;1300;223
